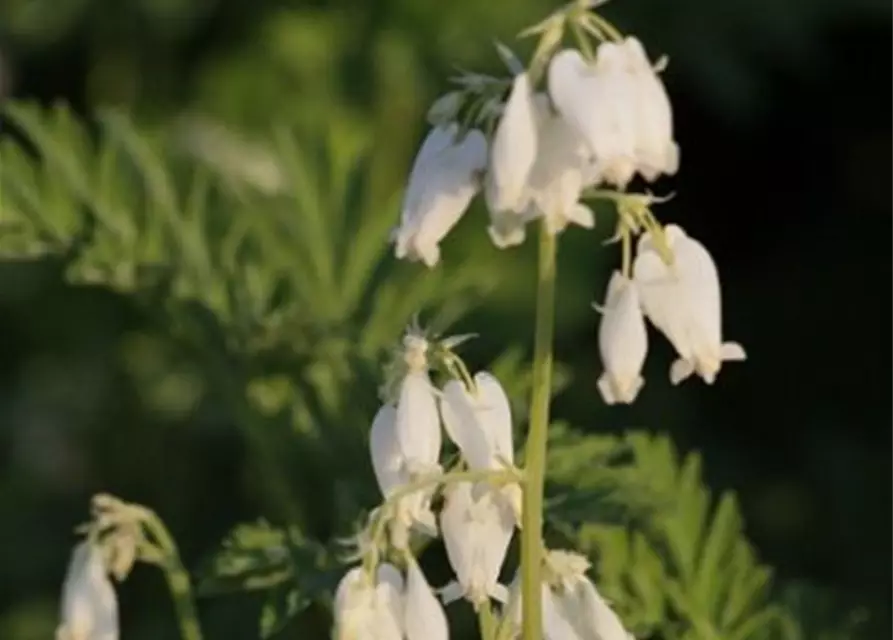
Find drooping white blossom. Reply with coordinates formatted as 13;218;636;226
501;571;583;640
440;371;521;521
548;40;678;189
549;47;635;188
542;550;635;640
369;404;439;547
596;271;648;404
440;481;513;607
623;37;679;181
394;334;442;476
633;224;746;385
394;123;488;267
522;94;595;236
440;372;513;471
403;555;450;640
333;564;404;640
487;72;538;215
56;541;118;640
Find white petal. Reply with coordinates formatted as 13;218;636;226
395;127;487;267
439;483;476;600
395;372;442;472
542;585;581;640
473;372;515;466
524;93;591;234
478;493;514;602
404;556;449;640
439;373;513;470
575;579;634;640
440;483;513;606
369;404;404;497
548;49;599;160
597;272;648;404
440;381;492;471
58;542;118;640
376;563;405;623
622;37;678;180
632;235;693;360
588;42;638;187
488;72;538;213
487;211;528;248
399;125;458;231
721;342;747;361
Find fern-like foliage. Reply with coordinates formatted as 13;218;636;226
548;430;800;640
0;100;505;530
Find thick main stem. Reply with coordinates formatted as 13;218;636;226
520;222;557;639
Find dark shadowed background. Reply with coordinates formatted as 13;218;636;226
0;0;890;638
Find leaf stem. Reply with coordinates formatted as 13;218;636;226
520;221;558;639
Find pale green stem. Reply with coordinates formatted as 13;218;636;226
478;601;498;640
621;227;631;279
142;514;204;640
520;221;558;639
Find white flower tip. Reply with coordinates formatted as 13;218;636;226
568;203;595;229
669;358;695;385
419;243;441;268
487;223;526;249
490;583;510;604
721;342;746;362
598;373;644;405
439;581;464;605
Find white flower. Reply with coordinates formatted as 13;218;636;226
549;47;634;188
547;41;678;188
486;92;596;246
403;555;450;640
334;564;404;640
596;271;648;404
394;123;488;267
440;372;513;471
394;334;442;476
522;94;595;236
487;72;538;214
369;404;439;547
633;224;746;385
622;37;679;182
440;371;521;521
542;550;635;640
56;542;118;640
501;572;582;640
440;481;513;607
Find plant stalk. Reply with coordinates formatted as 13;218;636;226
143;514;205;640
520;221;558;639
478;601;497;640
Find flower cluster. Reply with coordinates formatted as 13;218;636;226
335;329;520;638
391;0;745;406
391;15;678;265
595;224;747;404
334;328;635;639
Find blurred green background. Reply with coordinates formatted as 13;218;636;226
0;0;890;638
